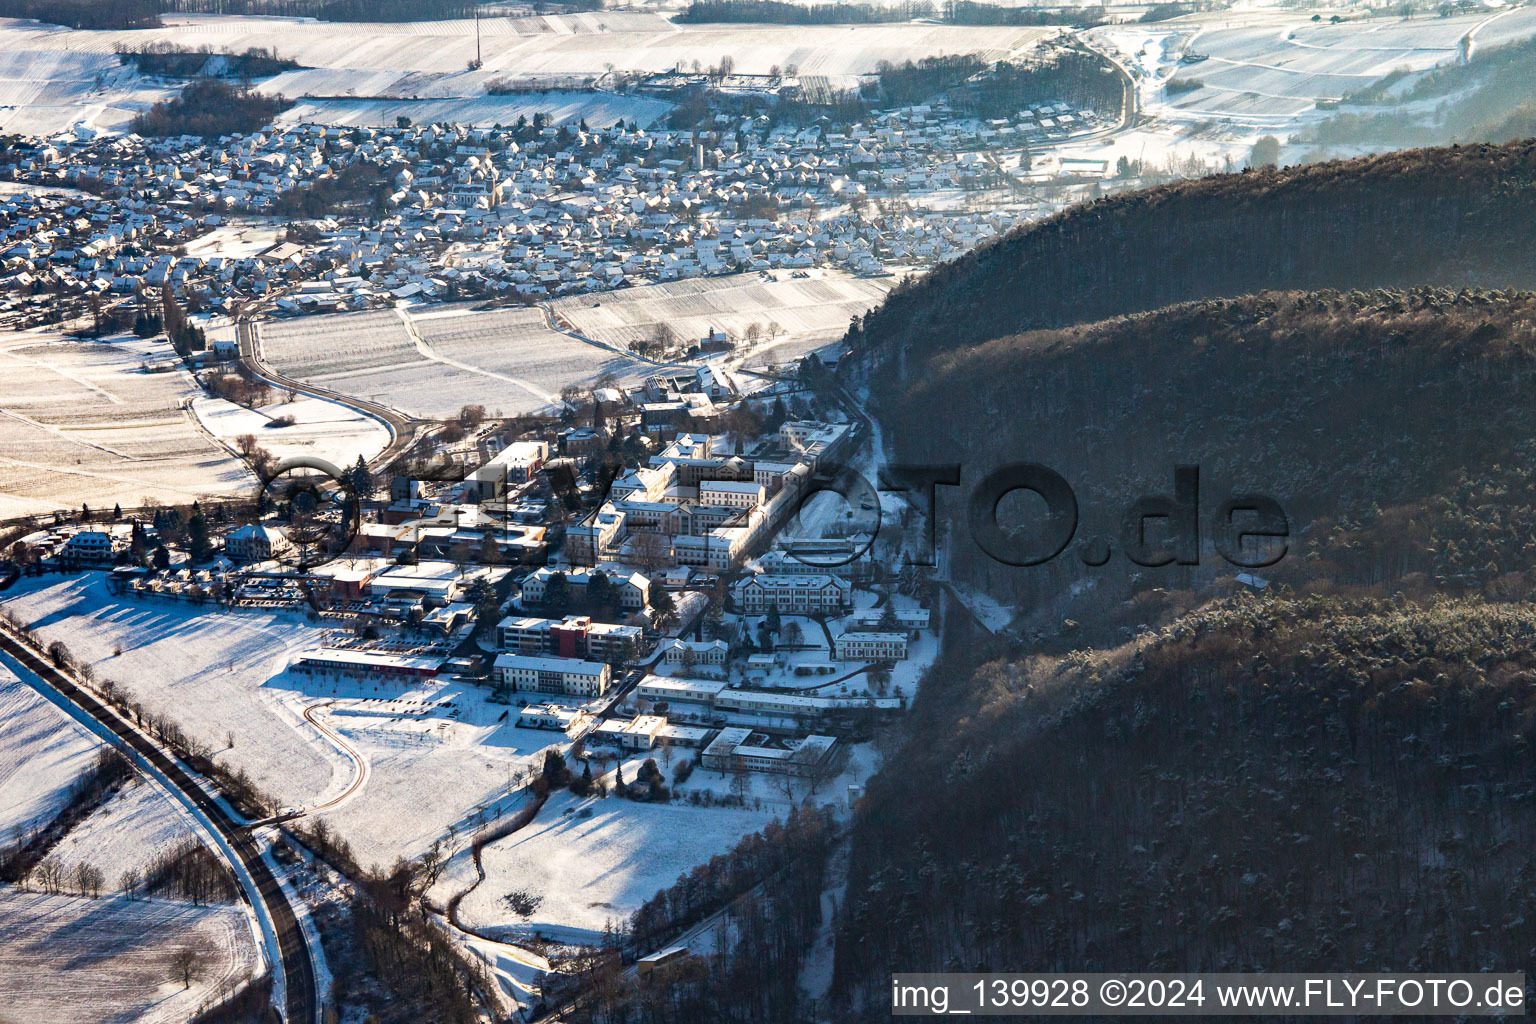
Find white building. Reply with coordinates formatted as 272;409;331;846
660;638;729;665
224;523;291;562
494;652;611;697
732;573;852;614
699;479;765;509
835;632;909;662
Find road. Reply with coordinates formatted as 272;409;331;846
0;626;319;1024
302;700;371;812
235;315;418;473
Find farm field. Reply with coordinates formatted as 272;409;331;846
0;333;252;519
0;888;257;1024
1155;9;1536;124
0;45;175;136
551;269;894;368
192;394;392;470
0;13;1052;132
277;91;673;131
0;665;101;840
257;305;655;420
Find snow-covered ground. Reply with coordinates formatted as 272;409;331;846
0;332;252;518
47;776;201;883
0;664;101;838
0;575;581;869
0;887;257;1024
257;305;653;420
449;789;776;944
0;574;343;810
192;394;391;469
552;269;892;368
0;13;1053;134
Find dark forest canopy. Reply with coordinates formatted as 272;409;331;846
850;139;1536;385
131;79;293;137
829;592;1536;1016
0;0;162;28
880;287;1536;622
677;0;1105;24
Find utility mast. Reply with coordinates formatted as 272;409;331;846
469;8;484;71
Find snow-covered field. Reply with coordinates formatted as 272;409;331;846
0;44;176;136
0;13;1052;132
551;270;893;367
47;776;201;884
193;394;391;469
277;91;675;132
0;887;257;1024
0;575;573;868
1145;8;1536;125
0;574;342;810
450;789;776;944
257;304;654;419
0;333;252;519
0;665;100;839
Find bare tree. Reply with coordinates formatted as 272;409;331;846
169;945;209;989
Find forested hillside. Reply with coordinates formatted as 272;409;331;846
851;141;1536;392
829;595;1536;1017
878;288;1536;634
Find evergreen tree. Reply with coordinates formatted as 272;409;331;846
186;504;213;562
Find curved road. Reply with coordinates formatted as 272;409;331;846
236;316;419;473
302;700;371;812
0;627;318;1024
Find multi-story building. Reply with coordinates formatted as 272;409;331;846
224;523;292;562
289;648;445;684
701;728;839;776
659;638;729;665
521;565;650;612
835;632;909;662
731;573;852;614
493;652;611;697
61;530;118;564
699;479;765;509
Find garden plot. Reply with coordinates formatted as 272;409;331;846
551;270;893;366
0;333;251;519
192;394;391;469
0;665;101;839
449;790;776;945
0;888;256;1024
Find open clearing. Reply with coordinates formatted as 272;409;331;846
193;394;391;470
0;333;251;519
0;887;256;1024
257;304;655;419
552;270;893;367
448;789;776;945
0;664;100;839
48;776;201;884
